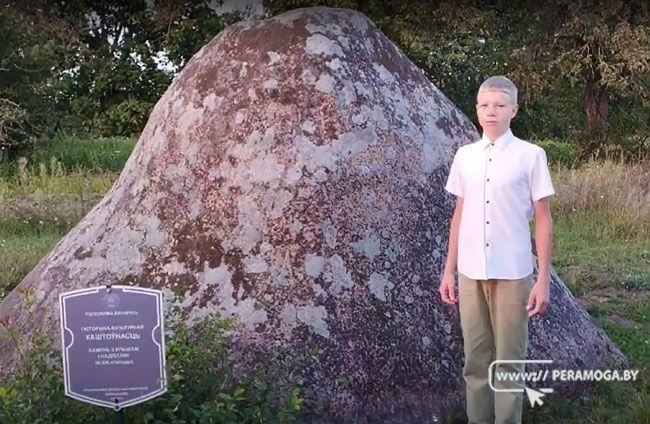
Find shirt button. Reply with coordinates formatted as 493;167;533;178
486;243;490;247
486;178;490;182
486;221;490;224
486;200;490;203
489;159;492;161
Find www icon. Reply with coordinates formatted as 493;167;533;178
488;359;555;407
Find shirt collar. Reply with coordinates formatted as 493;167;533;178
479;129;514;151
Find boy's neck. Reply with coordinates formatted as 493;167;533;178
484;128;511;143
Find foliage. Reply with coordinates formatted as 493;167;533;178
48;1;172;136
266;0;650;159
0;99;29;160
0;292;305;424
2;1;648;159
508;0;650;155
535;140;580;168
99;98;153;136
150;0;237;68
0;8;67;156
2;1;240;140
548;2;649;96
417;2;511;117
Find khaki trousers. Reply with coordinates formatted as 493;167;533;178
458;273;533;424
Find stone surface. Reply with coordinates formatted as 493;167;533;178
0;6;627;423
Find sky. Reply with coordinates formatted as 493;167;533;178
212;0;266;18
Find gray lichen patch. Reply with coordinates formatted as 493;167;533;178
304;253;326;278
192;263;268;330
322;220;337;248
243;255;269;274
314;72;336;94
351;234;381;260
296;304;330;338
267;51;282;65
368;272;394;302
305;33;344;57
280;303;297;325
322;255;354;295
262;78;279;91
232;197;267;255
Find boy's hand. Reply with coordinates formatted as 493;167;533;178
527;277;550;317
439;273;458;306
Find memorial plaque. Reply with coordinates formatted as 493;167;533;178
59;285;167;409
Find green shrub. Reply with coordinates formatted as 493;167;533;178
64;96;102;136
98;98;153;137
535;139;580;168
0;293;305;424
0;99;29;160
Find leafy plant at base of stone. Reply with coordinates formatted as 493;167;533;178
0;291;305;424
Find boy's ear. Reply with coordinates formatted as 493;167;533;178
512;104;519;117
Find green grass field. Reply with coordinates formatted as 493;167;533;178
0;137;648;423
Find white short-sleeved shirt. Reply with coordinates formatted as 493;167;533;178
444;129;555;280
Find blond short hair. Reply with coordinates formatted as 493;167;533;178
477;76;518;105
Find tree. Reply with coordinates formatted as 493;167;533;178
45;0;173;135
4;0;235;138
508;0;650;154
151;0;235;68
0;5;68;157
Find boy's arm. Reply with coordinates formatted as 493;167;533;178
440;196;463;306
533;197;553;282
527;197;553;317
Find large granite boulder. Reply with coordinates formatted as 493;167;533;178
0;6;627;423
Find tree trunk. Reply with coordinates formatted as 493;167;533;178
584;43;609;155
585;77;609;135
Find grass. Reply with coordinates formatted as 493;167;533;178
0;137;648;422
513;160;650;423
552;213;650;295
552;159;650;239
0;149;117;299
28;135;136;173
0;223;68;299
521;378;649;423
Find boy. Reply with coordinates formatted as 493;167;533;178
439;76;554;424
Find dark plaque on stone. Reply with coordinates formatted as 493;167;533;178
59;285;167;409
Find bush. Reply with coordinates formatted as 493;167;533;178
0;99;29;160
0;292;305;424
588;132;650;163
535;139;580;168
98;98;153;137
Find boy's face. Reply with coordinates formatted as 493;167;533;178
476;89;518;136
